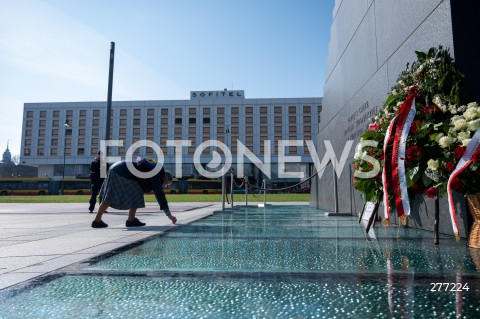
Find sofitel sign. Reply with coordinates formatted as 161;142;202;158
190;90;245;99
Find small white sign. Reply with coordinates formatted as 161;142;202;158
362;201;376;221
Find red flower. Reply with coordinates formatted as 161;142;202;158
406;145;421;161
453;146;467;159
368;123;378;131
410;120;423;134
353;163;359;170
473;150;480;163
423;105;441;114
450;177;463;191
425;187;438;198
445;162;456;172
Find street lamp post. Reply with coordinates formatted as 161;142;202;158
61;117;70;195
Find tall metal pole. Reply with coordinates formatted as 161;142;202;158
61;117;70;195
105;42;115;145
221;174;226;211
333;161;339;213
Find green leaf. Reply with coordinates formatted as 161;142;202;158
406;166;421;188
422;171;433;188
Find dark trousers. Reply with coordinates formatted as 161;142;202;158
88;179;104;212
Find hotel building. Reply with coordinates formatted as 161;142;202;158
21;90;321;184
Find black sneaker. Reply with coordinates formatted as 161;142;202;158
91;220;108;228
126;218;146;227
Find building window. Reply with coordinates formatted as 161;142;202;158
78;138;85;146
289;126;296;133
246;136;253;144
39;120;46;127
175;118;182;125
216;126;224;134
147;127;154;135
79;119;86;126
51;119;58;126
26;120;33;127
246;107;253;114
27;111;33;118
189;118;196;124
120;109;127;116
189;127;196;134
37;148;44;156
189;108;196;115
231;107;239;115
274;106;282;114
25;130;32;137
260;107;268;114
119;128;127;135
217;117;224;124
161;118;168;125
92;128;99;136
303;116;311;123
93;110;100;117
260;126;268;134
260;117;267;124
24;139;31;146
133;128;141;135
120;118;127;126
203;127;210;134
40;111;47;118
52;129;58;136
133;118;141;125
217;108;224;115
231;127;239;134
303;106;311;113
231;117;239;124
147;108;155;116
203;118;211;124
304;126;311;133
79;110;87;117
175;108;182;115
275;126;282;133
53;110;59;117
147;118;154;125
39;129;45;137
78;129;85;136
289;116;296;123
92;119;100;126
246;126;253;134
134;109;141;116
77;148;85;156
246;117;253;124
289;146;297;154
91;138;99;145
175;127;182;135
24;148;30;156
161;108;168;116
203;108;210;115
38;139;45;146
289;106;296;113
161;128;168;135
274;116;282;124
50;148;57;156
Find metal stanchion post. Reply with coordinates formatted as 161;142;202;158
244;176;248;206
221;173;225;211
333;161;339;214
230;171;234;209
263;179;266;206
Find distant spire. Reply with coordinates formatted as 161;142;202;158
2;141;12;164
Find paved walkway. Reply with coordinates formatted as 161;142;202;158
0;202;222;290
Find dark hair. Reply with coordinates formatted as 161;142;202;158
164;170;173;183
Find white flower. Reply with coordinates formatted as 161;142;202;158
453;118;468;131
391;89;398;96
463;107;479;120
448;105;457;114
397;80;405;86
435;133;444;142
458;105;467;113
438;136;455;148
471;165;478;172
467;102;478;109
427;159;439;171
457;131;471;142
462;139;472;147
467;119;480;131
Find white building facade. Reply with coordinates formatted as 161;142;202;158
21;90;321;184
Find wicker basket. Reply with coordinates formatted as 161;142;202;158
467;193;480;249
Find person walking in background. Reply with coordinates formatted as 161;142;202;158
91;157;177;228
88;151;104;213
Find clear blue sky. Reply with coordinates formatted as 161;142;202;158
0;0;334;158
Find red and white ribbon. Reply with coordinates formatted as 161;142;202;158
391;94;416;219
447;128;480;239
382;116;397;220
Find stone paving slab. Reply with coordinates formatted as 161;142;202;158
0;202;222;290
